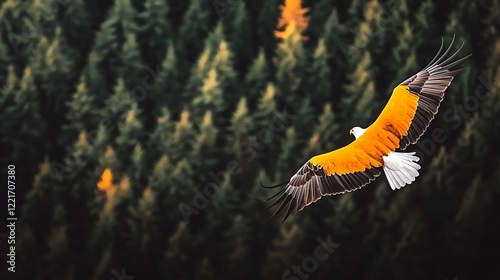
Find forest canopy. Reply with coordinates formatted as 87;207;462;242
0;0;499;279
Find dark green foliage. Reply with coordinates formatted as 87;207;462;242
3;1;499;280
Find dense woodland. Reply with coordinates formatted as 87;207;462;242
0;0;499;279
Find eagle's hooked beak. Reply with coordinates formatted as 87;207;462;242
349;129;353;136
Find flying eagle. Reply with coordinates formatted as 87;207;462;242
264;37;470;221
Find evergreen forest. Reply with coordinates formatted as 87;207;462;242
0;0;499;279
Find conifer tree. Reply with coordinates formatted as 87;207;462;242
161;222;194;278
322;9;348;95
177;0;211;65
115;104;144;172
59;0;92;52
293;98;315;146
20;158;57;245
129;143;146;194
151;41;180;116
0;0;31;58
2;67;45;163
305;38;332;106
165;110;194;161
250;83;284;171
308;0;334;40
138;0;172;67
389;20;417;94
243;49;270;108
149;107;175;157
100;78;135;133
228;97;252;159
223;2;252;73
92;0;138;89
43;204;74;280
119;33;144;91
313;103;340;152
192;110;218;159
62;78;96;146
256;0;280;57
191;67;223;117
341;51;378;129
275;21;305;109
83;50;108;101
413;0;438;51
184;24;225;104
33;28;75;114
191;110;218;183
275;127;299;179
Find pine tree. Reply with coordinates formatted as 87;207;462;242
129;143;146;194
293;98;315;147
191;68;224;122
243;48;270;108
165;110;194;161
322;9;348;95
275;21;305;109
184;25;226;105
389;20;417;94
250;83;284;172
92;0;138;90
151;41;180;116
211;40;237;108
119;33;144;91
228;97;252;160
341;51;378;128
308;0;334;40
115;104;144;172
59;0;93;52
0;0;31;58
62;77;97;147
138;0;172;67
83;50;108;101
43;204;74;280
100;78;135;134
149;107;175;157
413;0;439;52
33;28;75;114
20;158;57;246
256;0;280;58
305;38;332;106
312;103;340;152
177;0;211;65
223;2;252;73
192;110;218;158
275;127;299;179
2;67;45;163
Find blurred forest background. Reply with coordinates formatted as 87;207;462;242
0;0;499;279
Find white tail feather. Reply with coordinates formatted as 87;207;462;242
382;152;421;190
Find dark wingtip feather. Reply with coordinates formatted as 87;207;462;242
260;179;289;189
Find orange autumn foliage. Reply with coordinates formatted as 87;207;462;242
97;168;114;192
275;0;309;40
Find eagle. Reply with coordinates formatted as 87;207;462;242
264;37;470;221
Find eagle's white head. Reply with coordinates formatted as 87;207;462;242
350;127;366;139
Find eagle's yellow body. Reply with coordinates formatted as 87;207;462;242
310;85;418;176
